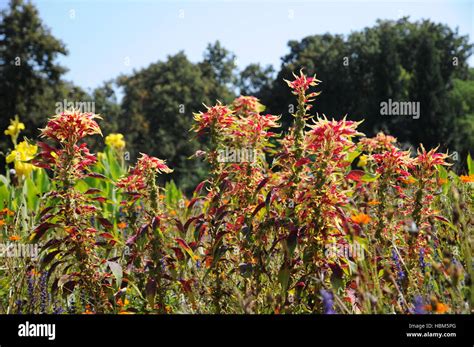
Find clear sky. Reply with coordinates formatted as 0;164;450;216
2;0;472;92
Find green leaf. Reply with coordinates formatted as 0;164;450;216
107;261;123;288
330;265;344;292
278;266;290;291
361;172;380;182
105;146;123;180
346;150;361;164
468;152;474;175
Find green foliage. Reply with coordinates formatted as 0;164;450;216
117;50;235;192
262;18;473;156
0;0;91;154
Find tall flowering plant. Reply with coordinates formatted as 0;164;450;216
31;110;112;313
116;153;173;313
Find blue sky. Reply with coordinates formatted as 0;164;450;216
2;0;473;92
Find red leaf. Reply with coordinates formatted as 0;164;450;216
252;202;266;218
172;247;185;261
98;217;113;230
87;173;107;180
346;170;365;182
84;188;102;195
99;233;115;240
30;222;58;242
175;238;191;252
295;158;311;167
193;180;208;195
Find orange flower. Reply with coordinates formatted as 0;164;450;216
117;222;127;229
367;200;380;206
460;174;474;183
402;176;416;185
424;302;449;314
435;303;449;313
117;298;129;307
9;234;20;241
437;178;448;185
0;219;5;227
83;304;94;314
1;208;14;216
351;213;371;225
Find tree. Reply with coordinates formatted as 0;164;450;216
199;41;237;102
238;63;274;97
449;68;474;170
262;18;473;154
92;81;121;136
117;51;235;191
0;0;69;148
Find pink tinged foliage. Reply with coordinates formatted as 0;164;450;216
414;144;450;171
373;147;413;178
285;70;321;96
40;110;102;143
192;103;234;135
117;153;172;193
359;132;397;152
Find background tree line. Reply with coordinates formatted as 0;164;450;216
1;0;473;192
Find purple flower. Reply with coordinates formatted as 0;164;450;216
320;289;336;314
419;248;426;274
40;271;48;314
392;249;405;288
15;300;23;314
53;302;64;314
27;271;35;313
412;295;426;314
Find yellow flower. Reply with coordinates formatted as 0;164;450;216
105;133;126;150
4;115;25;143
15;161;36;177
6;141;38;178
357;154;368;167
460;174;474;183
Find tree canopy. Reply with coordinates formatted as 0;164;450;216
1;1;472;189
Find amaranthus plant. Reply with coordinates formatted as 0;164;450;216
31;110;113;313
0;69;471;315
117;153;173;313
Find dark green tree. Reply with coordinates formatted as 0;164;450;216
117;51;235;191
238;63;274;97
262;18;473;155
0;0;68;146
199;40;237;103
